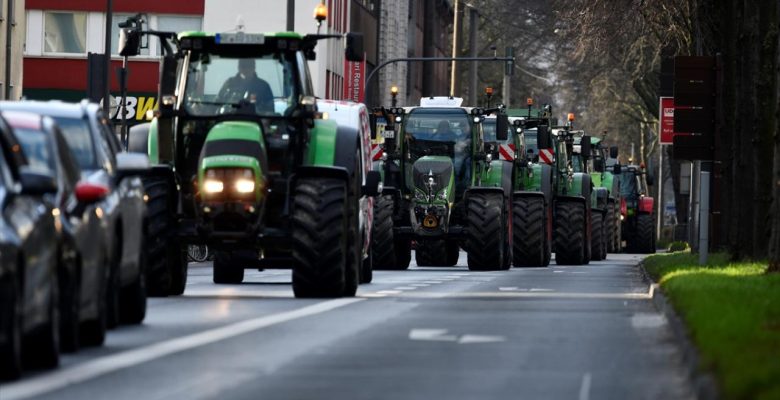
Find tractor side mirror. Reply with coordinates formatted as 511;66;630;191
495;115;509;141
610;145;619;159
118;28;141;57
580;135;591;158
345;32;364;62
613;164;622;175
537;125;551;149
646;174;655;186
593;158;605;172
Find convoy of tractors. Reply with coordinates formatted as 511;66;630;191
117;26;656;300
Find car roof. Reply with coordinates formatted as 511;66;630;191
0;100;99;119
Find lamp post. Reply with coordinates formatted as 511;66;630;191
314;1;327;34
390;85;399;107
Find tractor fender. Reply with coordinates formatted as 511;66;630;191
465;187;505;202
334;125;362;180
540;163;553;206
128;122;151;155
513;190;546;201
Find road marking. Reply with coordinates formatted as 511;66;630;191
579;372;592;400
376;290;402;295
409;329;458;342
0;298;362;400
389;290;653;300
360;293;387;298
410;283;430;287
499;287;519;291
422;280;442;284
529;288;554;292
394;286;418;290
631;313;667;328
458;334;506;344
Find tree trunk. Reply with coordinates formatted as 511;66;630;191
768;1;780;274
753;0;778;259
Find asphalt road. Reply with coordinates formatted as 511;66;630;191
1;252;694;400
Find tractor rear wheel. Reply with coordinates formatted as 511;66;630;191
371;195;410;270
143;176;178;296
636;213;655;253
590;212;607;261
605;205;616;253
291;178;349;298
415;240;448;266
554;201;587;265
213;251;245;284
512;196;546;267
466;192;507;270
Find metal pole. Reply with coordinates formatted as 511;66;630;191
286;0;295;31
657;144;664;241
120;56;128;149
103;0;113;116
449;0;459;97
699;168;710;264
5;0;15;99
468;7;477;105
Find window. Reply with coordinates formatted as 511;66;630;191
155;16;202;55
111;14;150;56
14;128;56;175
52;117;98;170
44;11;87;54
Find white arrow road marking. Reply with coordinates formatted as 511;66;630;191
1;298;362;400
458;334;506;344
409;329;458;341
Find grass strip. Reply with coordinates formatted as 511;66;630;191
644;252;780;400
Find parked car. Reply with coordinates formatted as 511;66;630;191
3;110;124;351
0;115;60;380
0;101;150;327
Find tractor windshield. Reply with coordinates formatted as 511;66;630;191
524;128;538;152
620;170;640;200
182;52;298;117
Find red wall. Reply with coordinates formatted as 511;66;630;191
24;58;160;93
26;0;204;15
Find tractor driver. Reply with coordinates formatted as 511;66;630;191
217;58;275;114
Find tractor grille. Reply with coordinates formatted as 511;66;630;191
413;160;453;191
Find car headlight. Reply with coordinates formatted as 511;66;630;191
235;179;255;193
203;179;224;193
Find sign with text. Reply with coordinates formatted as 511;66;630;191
344;57;366;103
659;97;675;144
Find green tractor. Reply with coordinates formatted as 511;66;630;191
121;28;381;298
548;115;593;265
490;104;555;268
369;97;512;271
571;132;609;261
584;136;622;254
619;164;656;253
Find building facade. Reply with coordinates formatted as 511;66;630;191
1;0;26;100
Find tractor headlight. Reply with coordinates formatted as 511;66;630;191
203;179;224;193
235;179;255;193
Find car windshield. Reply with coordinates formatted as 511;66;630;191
14;127;56;175
183;53;298;117
52;117;97;170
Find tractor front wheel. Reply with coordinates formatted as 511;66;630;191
636;213;655;253
512;196;546;267
371;195;411;270
466;192;508;271
590;211;607;261
554;201;587;265
291;178;349;298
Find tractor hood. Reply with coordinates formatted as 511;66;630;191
411;156;454;204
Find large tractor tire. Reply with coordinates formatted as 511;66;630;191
554;201;587;265
590;212;607;261
143;176;187;296
605;204;616;253
466;192;509;271
291;178;350;298
213;251;245;284
512;196;546;267
415;240;449;266
636;213;655;253
371;195;411;270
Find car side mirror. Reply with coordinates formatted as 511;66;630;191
495;115;509;141
19;169;58;196
613;164;622;175
363;170;382;196
118;28;141;57
610;146;619;159
537;125;551;149
345;32;364;62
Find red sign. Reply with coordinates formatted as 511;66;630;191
343;57;366;102
659;97;675;144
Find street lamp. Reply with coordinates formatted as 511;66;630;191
314;1;327;33
485;86;493;108
390;85;399;107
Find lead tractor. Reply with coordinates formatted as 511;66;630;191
121;26;381;298
369;97;513;271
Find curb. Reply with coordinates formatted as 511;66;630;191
637;260;720;400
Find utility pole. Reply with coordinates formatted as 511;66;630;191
502;46;513;107
4;0;16;100
286;0;295;31
103;0;113;117
449;0;459;97
468;6;478;105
